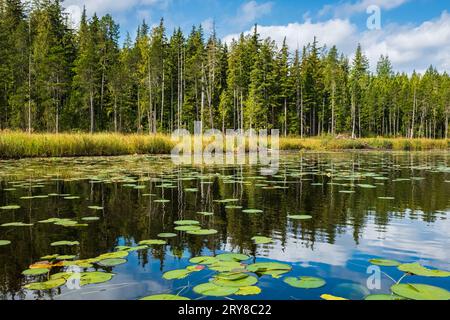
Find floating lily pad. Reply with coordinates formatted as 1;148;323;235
174;220;200;226
1;222;33;227
174;225;201;232
321;294;348;300
242;209;263;214
216;253;250;262
157;233;177;238
24;278;65;290
193;283;239;297
398;263;450;277
138;239;167;246
247;262;292;274
51;241;80;247
64;196;80;200
79;272;114;286
365;294;406;300
88;206;104;210
81;217;100;221
213;275;258;287
214;272;249;281
197;212;214;216
369;259;401;267
56;255;77;260
284;276;326;289
140;294;191;300
357;184;377;189
287;215;313;220
154;199;170;203
186;229;218;236
189;256;218;265
209;261;244;272
97;258;127;267
22;268;49;276
162;269;193;280
235;286;262;296
0;205;21;210
0;240;11;246
251;236;273;244
391;283;450;300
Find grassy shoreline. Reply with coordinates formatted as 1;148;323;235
0;132;448;159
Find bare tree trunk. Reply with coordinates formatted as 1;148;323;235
351;94;356;139
411;87;416;138
114;95;118;133
300;85;304;138
284;98;287;137
161;62;164;132
90;90;94;134
331;82;336;135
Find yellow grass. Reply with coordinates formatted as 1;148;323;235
0;131;448;159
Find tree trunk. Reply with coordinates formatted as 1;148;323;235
90;90;94;133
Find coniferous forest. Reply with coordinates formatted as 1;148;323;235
1;0;449;138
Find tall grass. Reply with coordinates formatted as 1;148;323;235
0;131;448;159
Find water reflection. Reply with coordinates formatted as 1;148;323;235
0;151;449;300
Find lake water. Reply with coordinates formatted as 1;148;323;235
0;152;449;300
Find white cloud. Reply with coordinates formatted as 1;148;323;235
320;0;409;18
201;18;215;35
224;11;450;74
232;1;273;27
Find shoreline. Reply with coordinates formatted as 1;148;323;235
0;132;448;159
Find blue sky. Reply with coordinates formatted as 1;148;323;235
64;0;450;73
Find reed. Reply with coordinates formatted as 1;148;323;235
0;131;448;159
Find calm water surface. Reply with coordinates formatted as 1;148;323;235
0;152;449;300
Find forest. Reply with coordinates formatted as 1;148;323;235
1;0;449;139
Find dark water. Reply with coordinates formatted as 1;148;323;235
0;152;449;300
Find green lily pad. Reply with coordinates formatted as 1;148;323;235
242;209;263;214
56;255;77;260
193;283;239;297
154;199;170;203
213;275;258;287
186;229;218;236
138;239;167;245
163;269;193;280
24;278;66;290
283;276;326;289
22;268;49;276
197;212;214;216
214;272;250;281
287;215;313;220
1;222;33;227
247;262;292;274
157;233;177;238
0;240;11;246
174;225;201;231
216;253;250;262
82;217;100;221
365;294;406;300
80;272;114;286
140;294;191;300
51;241;80;246
369;259;401;267
174;220;200;226
97;258;127;267
391;283;450;300
88;206;104;210
209;261;244;272
358;184;377;189
398;263;450;277
0;205;21;210
251;236;273;244
97;251;129;260
235;286;262;296
189;256;218;265
64;196;80;200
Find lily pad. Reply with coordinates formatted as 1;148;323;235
97;258;127;267
213;275;258;287
80;272;114;286
174;225;201;232
174;220;200;226
369;259;401;267
163;269;193;280
321;294;348;300
140;294;191;300
398;263;450;277
186;229;218;236
24;278;66;290
209;261;244;272
138;239;167;245
391;283;450;300
82;217;100;221
97;251;129;260
283;276;326;289
189;256;218;265
1;222;33;227
216;253;250;262
235;286;262;296
51;241;80;247
157;233;177;238
0;205;21;210
247;262;292;274
0;240;11;246
242;209;263;214
22;268;49;276
197;212;214;216
251;236;273;244
193;283;239;297
287;215;313;220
